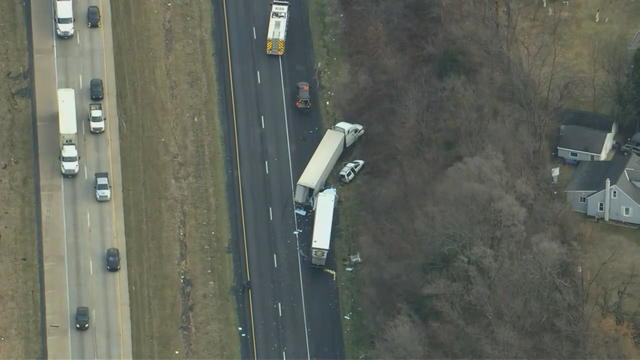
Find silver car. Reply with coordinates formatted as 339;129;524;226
339;160;365;183
94;172;111;201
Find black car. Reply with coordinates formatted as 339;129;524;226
106;248;120;272
295;82;311;110
87;6;101;28
75;306;90;331
90;78;103;100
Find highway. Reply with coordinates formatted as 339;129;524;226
220;0;344;358
31;0;132;358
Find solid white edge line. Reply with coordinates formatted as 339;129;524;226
279;57;311;360
51;3;73;355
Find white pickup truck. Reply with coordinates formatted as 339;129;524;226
88;103;105;134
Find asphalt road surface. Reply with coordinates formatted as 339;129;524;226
221;0;344;358
31;0;132;358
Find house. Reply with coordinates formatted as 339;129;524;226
556;110;617;163
565;153;640;224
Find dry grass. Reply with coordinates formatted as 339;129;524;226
111;1;238;358
309;0;371;357
537;0;640;109
539;0;640;333
579;219;640;321
0;0;41;358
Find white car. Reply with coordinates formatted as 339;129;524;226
339;160;365;183
94;172;111;201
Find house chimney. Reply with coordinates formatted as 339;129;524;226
605;178;611;222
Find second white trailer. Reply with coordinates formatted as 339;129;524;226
311;188;338;266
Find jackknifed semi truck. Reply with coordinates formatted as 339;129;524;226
266;0;289;55
311;188;338;266
294;122;365;206
58;88;80;177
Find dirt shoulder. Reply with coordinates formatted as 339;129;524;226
110;1;239;358
0;1;41;358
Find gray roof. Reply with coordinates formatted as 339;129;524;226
559;109;614;132
567;153;640;204
557;125;607;154
566;160;616;191
616;156;640;204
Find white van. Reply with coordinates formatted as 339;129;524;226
55;0;74;38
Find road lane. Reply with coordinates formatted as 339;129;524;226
221;0;346;359
33;0;132;358
223;0;316;358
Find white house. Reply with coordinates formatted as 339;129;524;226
556;110;617;164
565;153;640;224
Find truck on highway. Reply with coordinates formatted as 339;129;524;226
294;122;365;206
54;0;75;38
265;1;289;55
311;188;338;267
88;103;105;134
58;88;80;177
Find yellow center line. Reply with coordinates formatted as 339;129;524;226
221;0;257;358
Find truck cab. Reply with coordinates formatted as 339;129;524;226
60;145;79;177
88;103;105;134
334;122;365;147
55;0;75;38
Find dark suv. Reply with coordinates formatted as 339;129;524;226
295;82;311;110
90;78;104;100
87;6;101;28
106;248;120;272
75;306;90;331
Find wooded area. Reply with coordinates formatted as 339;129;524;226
335;0;640;357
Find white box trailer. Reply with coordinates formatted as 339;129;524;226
295;130;344;205
58;88;77;144
311;188;338;266
294;122;365;206
266;0;289;55
58;88;79;177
